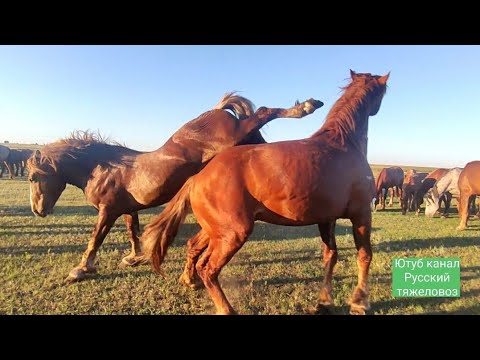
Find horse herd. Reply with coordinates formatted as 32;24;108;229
373;165;480;231
0;146;33;179
3;70;478;315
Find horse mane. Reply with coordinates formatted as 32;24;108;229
213;92;256;120
310;75;387;150
27;130;139;175
177;92;257;137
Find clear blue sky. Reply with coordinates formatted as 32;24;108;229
0;45;478;168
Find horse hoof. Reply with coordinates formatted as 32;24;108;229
120;255;148;268
456;226;466;231
64;268;88;285
349;304;367;315
179;273;204;290
313;304;333;315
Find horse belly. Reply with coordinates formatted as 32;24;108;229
462;163;480;194
258;187;350;224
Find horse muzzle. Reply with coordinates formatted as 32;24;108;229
33;208;53;217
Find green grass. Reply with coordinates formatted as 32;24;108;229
0;165;479;315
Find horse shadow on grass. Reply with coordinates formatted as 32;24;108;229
371;288;480;315
2;242;125;256
375;236;480;253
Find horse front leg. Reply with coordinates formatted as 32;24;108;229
234;98;324;144
65;208;118;284
349;213;373;315
6;162;14;179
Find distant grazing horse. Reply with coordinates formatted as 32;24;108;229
373;166;404;210
27;93;323;283
18;149;34;176
456;161;480;230
414;168;451;215
401;170;428;215
142;70;390;315
424;167;475;218
0;145;10;177
0;148;24;179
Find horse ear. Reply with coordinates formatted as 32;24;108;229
350;69;357;79
378;71;390;85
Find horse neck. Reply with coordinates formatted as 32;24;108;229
311;95;370;157
375;174;384;194
159;137;205;163
56;163;92;190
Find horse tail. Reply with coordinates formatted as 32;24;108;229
141;177;194;273
214;92;256;120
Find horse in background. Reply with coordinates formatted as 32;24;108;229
142;70;390;315
424;167;476;218
401;169;428;215
455;162;480;230
414;168;451;215
0;149;23;179
373;166;404;210
18;149;34;176
27;93;323;283
0;145;11;178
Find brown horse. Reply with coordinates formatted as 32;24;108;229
374;166;404;210
27;93;323;283
401;170;428;215
414;168;451;215
142;70;390;315
456;161;480;230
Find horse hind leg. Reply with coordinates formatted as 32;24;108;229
196;227;252;315
120;212;148;267
456;191;472;231
179;229;210;289
388;188;394;207
349;214;373;315
315;221;338;314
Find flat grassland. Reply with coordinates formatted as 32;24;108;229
0;164;479;314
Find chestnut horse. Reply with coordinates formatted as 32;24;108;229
401;170;428;215
456;161;480;230
373;166;404;210
142;70;390;315
27;94;323;283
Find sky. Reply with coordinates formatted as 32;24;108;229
0;45;478;168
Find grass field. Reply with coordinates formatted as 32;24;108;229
0;164;479;315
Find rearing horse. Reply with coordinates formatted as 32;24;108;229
27;93;323;284
142;70;389;315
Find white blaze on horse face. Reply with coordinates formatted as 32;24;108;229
424;192;438;217
29;182;34;212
